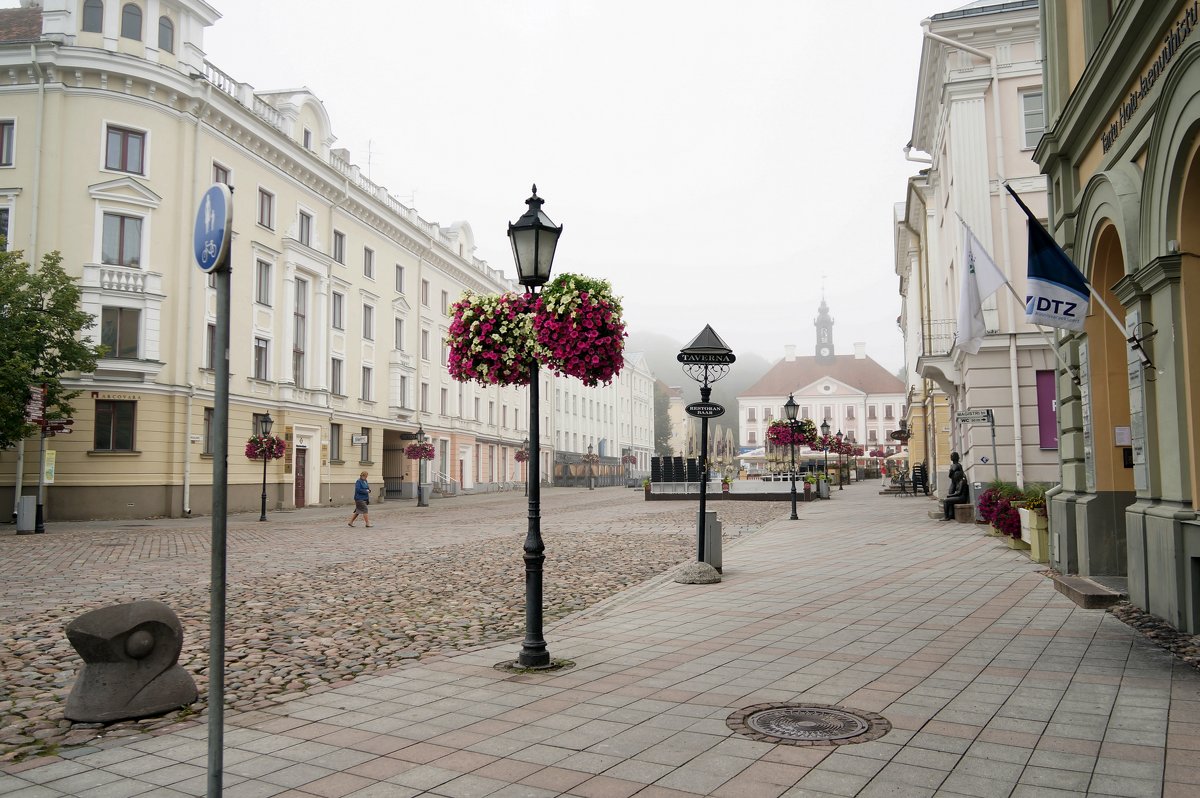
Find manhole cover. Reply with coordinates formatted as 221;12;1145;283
727;703;890;746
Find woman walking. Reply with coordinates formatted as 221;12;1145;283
348;471;372;527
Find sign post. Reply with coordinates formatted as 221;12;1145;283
956;409;999;482
194;184;232;798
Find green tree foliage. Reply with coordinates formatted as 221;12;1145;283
0;249;103;449
653;380;672;455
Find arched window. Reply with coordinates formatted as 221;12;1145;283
120;3;142;40
158;15;173;52
82;0;103;33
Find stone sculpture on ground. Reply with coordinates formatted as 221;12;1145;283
64;599;198;723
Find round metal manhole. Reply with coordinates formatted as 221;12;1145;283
727;703;890;747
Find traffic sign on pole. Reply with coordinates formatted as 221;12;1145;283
193;184;233;273
955;409;992;423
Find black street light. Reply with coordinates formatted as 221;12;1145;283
522;437;530;497
258;412;273;522
509;185;562;669
416;424;429;507
784;394;799;520
587;443;595;491
820;418;830;497
836;430;844;490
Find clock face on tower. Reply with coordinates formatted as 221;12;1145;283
818;344;833;359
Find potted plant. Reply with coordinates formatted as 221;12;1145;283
721;476;731;493
1020;484;1050;562
642;477;651;498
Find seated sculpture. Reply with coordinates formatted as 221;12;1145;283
941;451;970;521
65;600;197;723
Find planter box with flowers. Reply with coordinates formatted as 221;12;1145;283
977;482;1028;549
1019;484;1050;562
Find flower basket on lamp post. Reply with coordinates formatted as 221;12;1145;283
245;418;286;522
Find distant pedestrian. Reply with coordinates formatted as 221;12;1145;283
348;471;371;527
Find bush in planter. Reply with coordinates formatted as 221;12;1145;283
977;481;1022;524
991;498;1022;538
1023;483;1048;516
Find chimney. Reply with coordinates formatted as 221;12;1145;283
853;342;867;359
784;345;796;362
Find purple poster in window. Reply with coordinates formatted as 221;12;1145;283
1036;370;1058;449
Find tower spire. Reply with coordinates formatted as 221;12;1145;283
814;296;835;361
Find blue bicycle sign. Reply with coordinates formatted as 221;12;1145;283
193;184;232;273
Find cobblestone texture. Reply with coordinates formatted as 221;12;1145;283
0;490;783;762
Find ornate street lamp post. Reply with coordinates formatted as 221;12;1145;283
522;437;529;497
587;443;595;490
820;418;830;497
258;412;273;522
836;430;844;490
784;394;799;521
508;185;562;669
416;423;429;507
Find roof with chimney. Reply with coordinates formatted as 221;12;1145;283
740;352;905;398
0;6;42;43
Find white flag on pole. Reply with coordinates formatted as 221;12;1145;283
955;221;1010;355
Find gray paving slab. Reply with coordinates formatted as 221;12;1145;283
3;485;1196;797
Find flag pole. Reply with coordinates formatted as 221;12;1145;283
1003;183;1127;338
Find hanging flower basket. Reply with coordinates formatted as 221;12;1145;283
767;419;816;448
405;442;435;460
446;291;536;386
514;449;530;463
532;274;627;387
621;454;637;465
244;434;286;461
582;452;600;465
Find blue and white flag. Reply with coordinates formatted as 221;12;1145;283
1008;186;1091;331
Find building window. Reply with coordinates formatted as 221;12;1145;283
802;406;810;419
333;230;345;263
101;307;139;358
399;375;409;408
0;120;13;167
94;400;136;451
395;264;405;293
884;405;894;420
394;317;405;350
298;211;312;246
868;405;877;420
82;0;103;32
359;427;370;462
205;322;216;368
157;15;173;52
420;383;429;413
255;259;271;305
421;279;429;306
212;162;229;185
488;401;495;424
202;407;214;455
1022;91;1045;149
363;247;374;279
440;340;448;366
440;290;449;316
331;357;344;395
846;406;855;420
302;127;312;150
120;3;141;39
748;431;756;444
253;337;269;380
362;304;374;341
1;207;11;250
361;366;373;401
747;408;756;422
420;329;430;360
105;125;145;174
331;291;344;330
101;212;142;267
440;387;448;415
869;430;878;442
474;397;480;420
257;188;274;229
293;278;307;387
330;422;342;462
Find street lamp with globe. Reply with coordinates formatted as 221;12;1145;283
784;394;799;520
820;418;831;495
257;412;273;522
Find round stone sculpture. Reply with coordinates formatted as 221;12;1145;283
64;599;198;723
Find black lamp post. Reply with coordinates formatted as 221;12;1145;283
416;424;429;507
820;419;830;497
509;185;562;669
258;412;273;522
522;437;529;497
784;394;799;520
587;443;595;490
836;431;844;490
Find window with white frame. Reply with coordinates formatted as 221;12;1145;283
0;120;13;167
212;161;229;186
333;230;345;264
298;210;312;246
394;317;405;350
202;407;214;455
254;260;271;305
253;337;269;380
362;303;374;341
120;3;142;39
440;387;448;415
331;357;344;395
82;0;102;32
331;291;344;330
395;264;405;293
302;128;312;150
257;188;274;229
0;206;10;250
293;278;308;387
105;125;145;174
440;290;449;316
399;375;409;408
359;427;370;462
421;279;429;306
420;382;429;412
330;422;342;462
1022;90;1045;149
363;247;374;279
361;366;373;401
205;322;216;369
101;212;142;267
420;329;430;360
158;15;173;52
100;306;139;358
95;399;136;451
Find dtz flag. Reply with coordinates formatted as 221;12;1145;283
1022;208;1090;332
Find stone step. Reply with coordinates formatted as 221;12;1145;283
1052;574;1127;610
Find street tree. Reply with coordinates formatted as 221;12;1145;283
653;379;672;455
0;248;103;449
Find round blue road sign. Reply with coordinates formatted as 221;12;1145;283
194;184;232;273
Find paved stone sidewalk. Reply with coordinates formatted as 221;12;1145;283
3;483;1199;797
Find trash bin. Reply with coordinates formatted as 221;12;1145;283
16;495;36;533
703;511;722;573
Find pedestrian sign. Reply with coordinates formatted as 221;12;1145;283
193;184;232;273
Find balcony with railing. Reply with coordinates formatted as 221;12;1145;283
916;319;961;391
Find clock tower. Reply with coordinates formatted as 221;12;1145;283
814;297;835;362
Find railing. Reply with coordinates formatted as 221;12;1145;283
431;470;458;495
922;319;957;357
98;265;147;293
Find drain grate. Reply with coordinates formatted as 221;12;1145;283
727;703;890;746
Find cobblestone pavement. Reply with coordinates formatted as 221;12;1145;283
0;488;784;763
